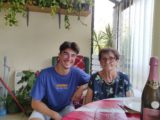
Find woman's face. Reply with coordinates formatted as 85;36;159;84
100;51;118;72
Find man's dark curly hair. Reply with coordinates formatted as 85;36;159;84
59;41;80;54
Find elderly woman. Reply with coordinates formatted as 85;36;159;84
85;48;133;104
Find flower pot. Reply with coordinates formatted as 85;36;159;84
0;101;7;116
22;98;33;116
6;101;21;114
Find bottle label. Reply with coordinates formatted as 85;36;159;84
147;81;160;89
143;108;160;120
151;101;160;109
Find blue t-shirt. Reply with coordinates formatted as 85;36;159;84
88;72;132;101
30;66;90;112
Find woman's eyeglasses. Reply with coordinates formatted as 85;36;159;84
101;57;116;62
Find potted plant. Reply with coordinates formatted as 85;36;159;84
6;91;21;114
37;0;92;29
16;70;37;116
0;0;92;29
0;96;7;116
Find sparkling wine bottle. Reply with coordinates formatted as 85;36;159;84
141;56;160;120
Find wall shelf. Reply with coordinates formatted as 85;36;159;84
26;5;91;17
3;3;90;17
2;3;91;28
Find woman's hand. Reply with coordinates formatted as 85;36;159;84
84;88;93;104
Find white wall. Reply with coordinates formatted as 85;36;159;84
152;0;160;57
152;0;160;75
0;11;91;89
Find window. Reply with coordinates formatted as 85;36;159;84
92;0;155;90
92;0;114;73
115;0;154;90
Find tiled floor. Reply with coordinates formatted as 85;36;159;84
0;113;28;120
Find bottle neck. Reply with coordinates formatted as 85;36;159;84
148;65;159;81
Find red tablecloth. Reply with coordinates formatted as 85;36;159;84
62;99;140;120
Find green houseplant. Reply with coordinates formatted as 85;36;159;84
16;70;37;116
6;91;21;114
93;24;113;54
3;0;26;26
32;0;92;29
0;0;92;29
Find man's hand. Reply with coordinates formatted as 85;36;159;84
51;112;62;120
31;100;62;120
72;86;84;102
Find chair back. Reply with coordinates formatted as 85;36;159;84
52;55;90;73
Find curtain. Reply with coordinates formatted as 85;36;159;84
114;0;154;90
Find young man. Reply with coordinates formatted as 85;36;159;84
29;41;90;120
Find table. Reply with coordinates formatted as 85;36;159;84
62;97;141;120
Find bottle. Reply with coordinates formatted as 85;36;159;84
141;56;160;120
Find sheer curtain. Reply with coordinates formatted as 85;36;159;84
114;0;154;90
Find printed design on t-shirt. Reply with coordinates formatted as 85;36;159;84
56;84;68;89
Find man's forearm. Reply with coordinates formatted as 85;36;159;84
31;100;58;119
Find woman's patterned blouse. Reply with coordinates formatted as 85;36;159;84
88;72;132;101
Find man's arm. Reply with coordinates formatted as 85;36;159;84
31;99;62;120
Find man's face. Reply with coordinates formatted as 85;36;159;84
58;48;77;69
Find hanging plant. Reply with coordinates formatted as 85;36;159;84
0;0;92;29
4;0;26;26
50;0;60;16
64;15;70;29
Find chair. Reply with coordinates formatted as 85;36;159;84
52;55;90;108
52;55;90;74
